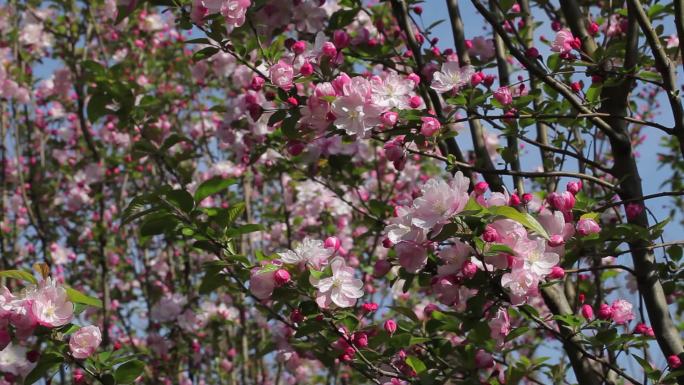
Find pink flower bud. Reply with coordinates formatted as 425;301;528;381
292;41;307;54
352;332;368;348
374;259;392;277
576;218;600;236
587;21;600;36
668;355;682;369
566;180;582;195
287;141;306;156
413;5;423;14
384;319;397;336
274;269;291;286
381;111;399;126
475;349;494;369
548;234;565;247
409;95;422;108
290;309;304;323
625;203;643;220
549;266;565;279
250;76;265;91
322;42;337;57
482;225;501;243
581;304;594;320
300;61;314;76
598;303;613;320
461;260;478;279
420;117;441;137
548;191;576;211
571;81;582;93
522;193;533;203
634;323;652;335
407;73;421;85
474;181;489;195
471;72;485;87
525;47;540;58
333;30;350;49
509;193;521;206
324;236;341;251
362;302;378;314
483;75;496;87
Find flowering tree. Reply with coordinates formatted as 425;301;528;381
1;0;684;384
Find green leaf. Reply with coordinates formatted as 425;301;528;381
225;224;264;237
65;286;103;308
192;46;219;62
87;92;112;123
24;353;63;385
505;326;529;342
140;214;176;236
487;206;549;239
0;270;37;284
405;356;427;374
194;177;238;203
328;8;359;30
164;190;194;213
114;360;145;384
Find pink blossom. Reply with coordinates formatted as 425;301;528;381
278;238;332;270
581;304;594;320
249;267;277;300
474;349;494;368
610;299;634;325
269;60;294;91
150;293;186;322
550;29;580;53
420;117;441;137
221;0;251;29
0;343;35;376
31;279;74;328
309;257;364;308
411;172;470;230
430;61;475;93
517;238;559;276
576;218;600;236
489;308;511;346
493;87;513;105
69;326;102;359
468;36;495;61
396;241;428;273
501;260;541;305
331;77;384;137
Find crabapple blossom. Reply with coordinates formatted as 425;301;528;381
31;279;74;328
411;172;470;230
610;299;635;325
278;238;332;269
430;61;475;93
69;326;102;359
269;60;294;91
576;218;600;236
550;29;580;53
309;257;364;308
